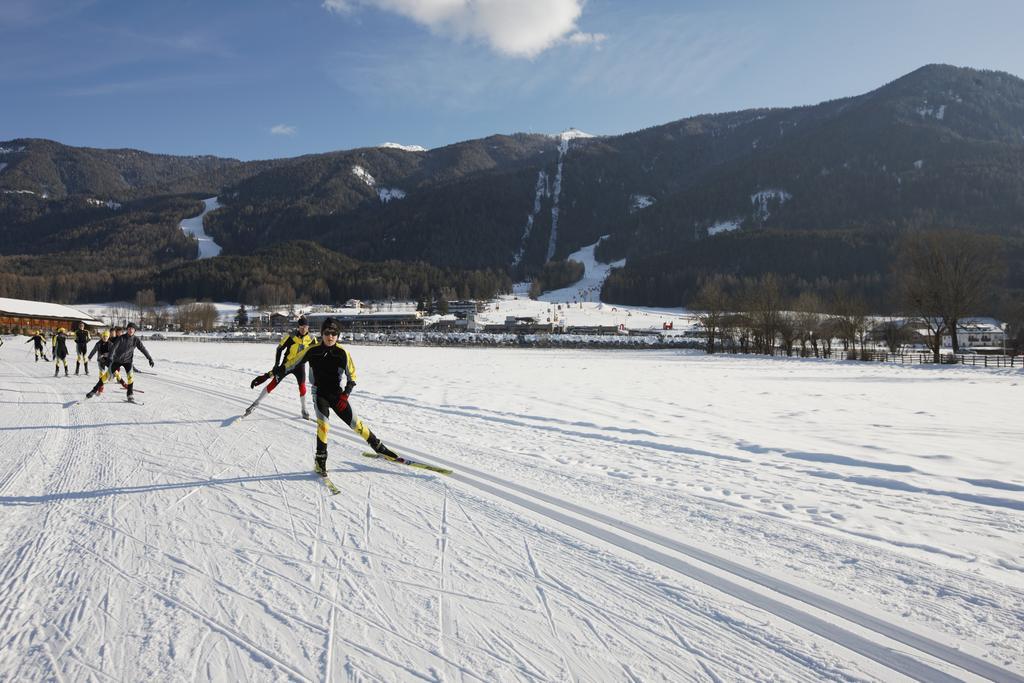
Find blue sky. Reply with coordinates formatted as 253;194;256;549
2;0;1023;160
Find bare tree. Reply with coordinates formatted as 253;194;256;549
135;288;156;326
777;312;799;356
792;291;822;357
692;275;731;354
745;274;784;355
897;230;1004;355
875;318;912;353
832;295;870;359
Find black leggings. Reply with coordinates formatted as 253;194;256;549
313;390;372;455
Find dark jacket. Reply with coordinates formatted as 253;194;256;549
26;334;45;348
51;333;69;359
284;340;356;399
88;339;112;363
74;328;90;346
110;334;153;367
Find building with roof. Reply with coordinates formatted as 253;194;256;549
0;297;106;334
305;311;425;333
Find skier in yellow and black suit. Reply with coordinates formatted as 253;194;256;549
73;322;91;375
275;317;398;475
52;328;70;376
245;316;314;419
24;331;49;362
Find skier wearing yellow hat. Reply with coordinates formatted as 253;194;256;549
52;327;69;377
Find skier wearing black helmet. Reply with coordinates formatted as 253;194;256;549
274;317;398;476
245;315;314;419
85;322;154;401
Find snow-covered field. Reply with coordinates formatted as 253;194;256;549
1;341;1022;681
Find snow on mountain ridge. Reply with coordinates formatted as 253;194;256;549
551;128;595;141
379;142;429;152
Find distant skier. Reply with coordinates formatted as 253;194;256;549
25;330;49;361
52;328;70;376
87;330;113;375
73;321;91;375
273;317;399;475
108;326;127;386
85;322;154;401
245;316;314;419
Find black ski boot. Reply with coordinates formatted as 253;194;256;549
75;361;80;375
64;366;69;377
53;365;59;377
314;454;328;476
367;433;398;459
84;362;89;375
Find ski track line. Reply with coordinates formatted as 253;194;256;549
73;510;328;637
663;616;727;683
365;391;748;464
540;571;703;682
324;553;341;683
231;547;495;681
523;539;577;683
69;539;312;682
438;488;449;672
384;441;1023;683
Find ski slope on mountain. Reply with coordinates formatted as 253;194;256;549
1;342;1022;681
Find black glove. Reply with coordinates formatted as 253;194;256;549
149;359;155;368
343;380;356;395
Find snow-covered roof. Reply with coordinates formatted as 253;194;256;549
0;297;106;325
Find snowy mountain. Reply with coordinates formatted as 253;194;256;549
2;64;1024;307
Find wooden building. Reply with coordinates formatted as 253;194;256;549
0;297;106;334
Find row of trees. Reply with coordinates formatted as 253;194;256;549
692;230;1010;360
99;291;219;332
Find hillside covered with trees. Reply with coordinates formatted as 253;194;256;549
1;64;1022;313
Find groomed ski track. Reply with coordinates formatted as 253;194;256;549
1;343;1022;682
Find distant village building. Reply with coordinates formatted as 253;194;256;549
951;321;1007;351
344;299;365;309
269;313;290;331
0;297;106;334
504;316;555;334
447;300;480;319
306;311;425;333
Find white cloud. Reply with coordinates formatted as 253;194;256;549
271;124;297;136
566;31;606;46
323;0;596;58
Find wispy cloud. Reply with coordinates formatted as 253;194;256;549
271;124;297;136
60;73;235;97
566;31;606;46
0;0;96;30
322;0;600;58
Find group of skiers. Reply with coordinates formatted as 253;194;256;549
21;321;154;401
243;315;399;475
17;315;397;475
